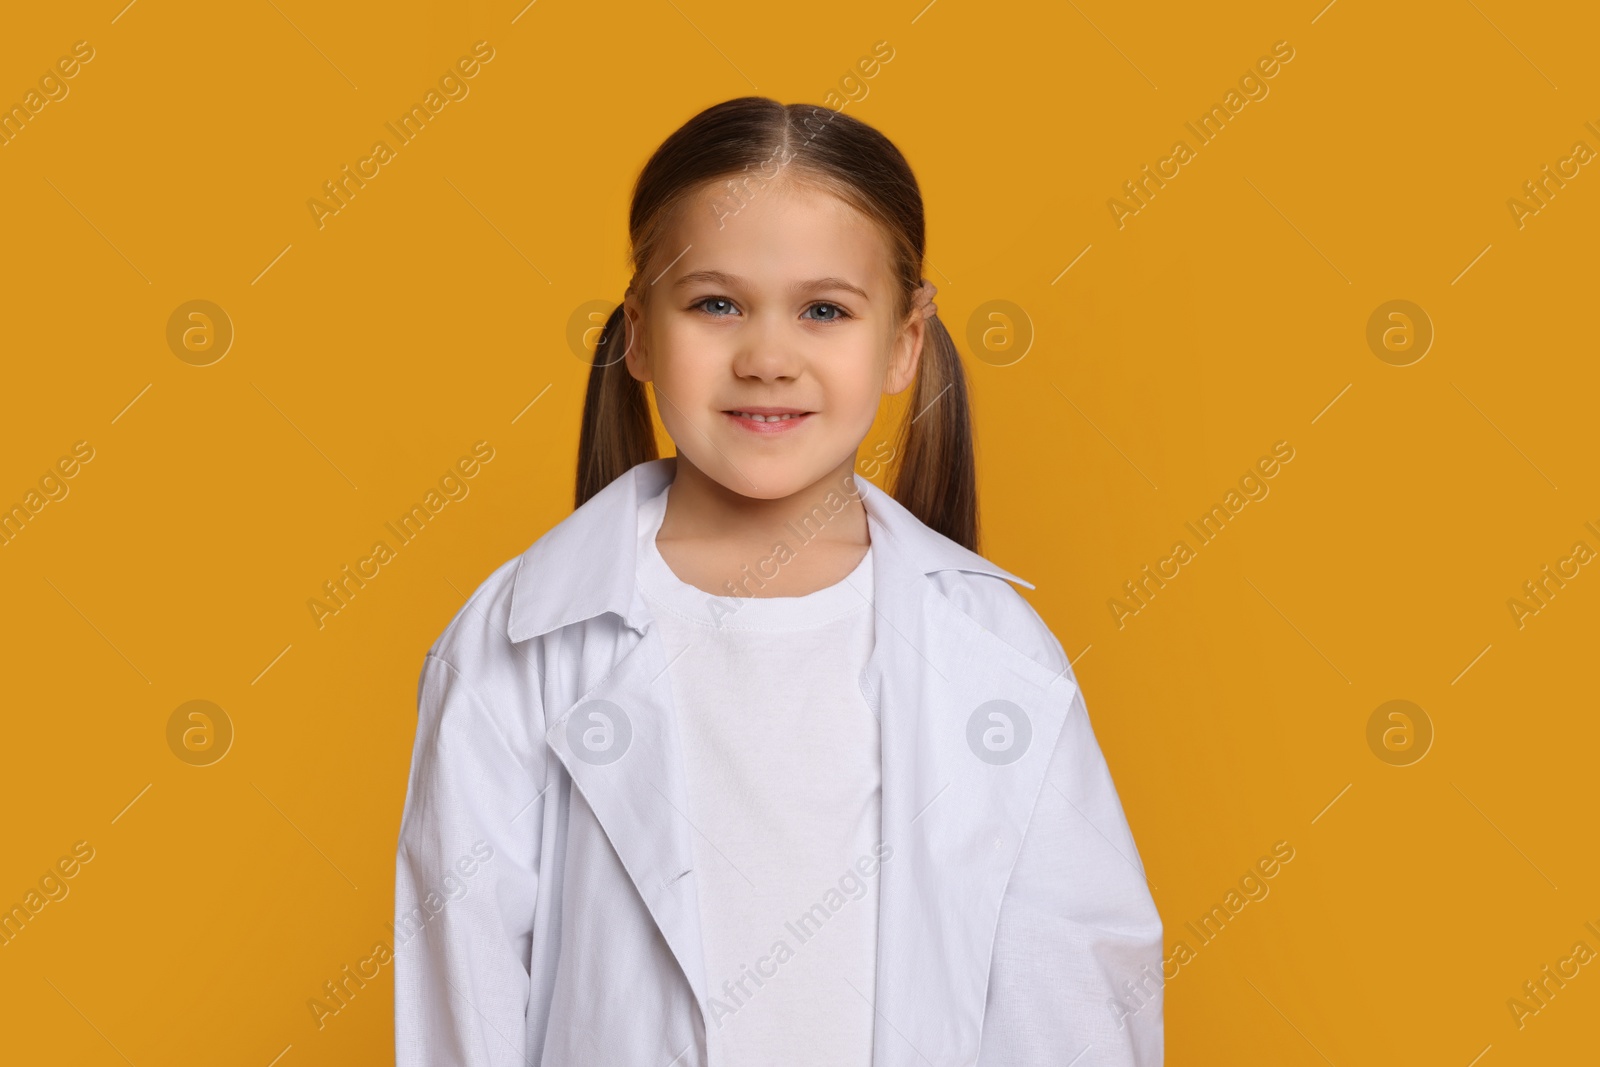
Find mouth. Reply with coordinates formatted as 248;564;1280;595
722;407;815;433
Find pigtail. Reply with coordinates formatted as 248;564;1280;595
575;302;657;510
889;311;980;553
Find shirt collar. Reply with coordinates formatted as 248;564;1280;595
506;456;1033;643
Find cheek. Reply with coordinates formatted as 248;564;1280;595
654;321;722;374
646;325;726;415
820;341;893;419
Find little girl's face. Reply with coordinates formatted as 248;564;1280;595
623;178;923;501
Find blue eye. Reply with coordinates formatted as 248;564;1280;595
692;297;738;317
804;302;849;322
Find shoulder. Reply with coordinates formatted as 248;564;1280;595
419;458;651;677
409;547;550;772
420;548;527;681
925;567;1071;680
411;542;558;761
858;473;1074;683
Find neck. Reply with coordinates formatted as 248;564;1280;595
658;453;868;550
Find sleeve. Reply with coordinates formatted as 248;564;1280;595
394;651;546;1067
980;678;1165;1066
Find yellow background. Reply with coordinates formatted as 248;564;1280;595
2;0;1596;1063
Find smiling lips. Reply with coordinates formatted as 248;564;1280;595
723;406;814;433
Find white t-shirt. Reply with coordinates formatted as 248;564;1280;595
636;480;881;1067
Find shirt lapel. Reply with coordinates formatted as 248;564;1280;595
542;622;714;1030
863;488;1078;1066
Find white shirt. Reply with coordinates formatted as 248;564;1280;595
636;481;880;1065
394;455;1164;1066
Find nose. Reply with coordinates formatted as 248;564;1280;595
730;309;803;382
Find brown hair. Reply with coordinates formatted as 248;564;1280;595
576;96;982;551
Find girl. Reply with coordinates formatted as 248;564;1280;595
395;97;1163;1066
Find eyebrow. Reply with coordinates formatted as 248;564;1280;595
670;269;871;302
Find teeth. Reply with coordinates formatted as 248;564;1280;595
734;411;803;422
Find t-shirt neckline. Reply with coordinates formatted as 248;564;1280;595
636;479;873;631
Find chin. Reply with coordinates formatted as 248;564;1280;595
706;458;825;501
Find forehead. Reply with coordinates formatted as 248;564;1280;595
657;178;895;293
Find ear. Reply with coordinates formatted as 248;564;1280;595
884;308;926;396
621;291;651;382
